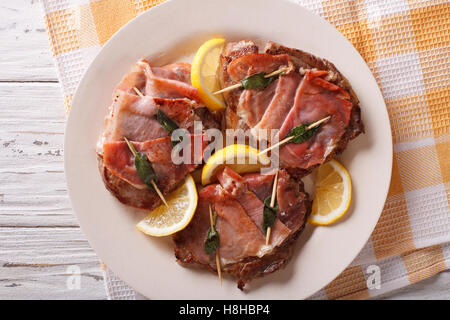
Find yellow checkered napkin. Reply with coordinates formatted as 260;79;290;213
42;0;450;299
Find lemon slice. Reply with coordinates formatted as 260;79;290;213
308;160;352;226
202;144;270;185
136;174;198;237
191;38;227;111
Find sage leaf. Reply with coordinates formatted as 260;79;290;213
156;109;183;146
134;153;157;191
241;72;274;90
157;109;179;133
262;196;278;233
286;122;322;144
124;137;158;192
205;210;220;254
205;228;220;254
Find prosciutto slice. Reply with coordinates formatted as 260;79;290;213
235;79;278;128
152;63;192;83
100;92;202;150
138;60;203;102
242;172;275;201
227;53;293;82
219;41;364;178
174;184;267;267
103;135;206;193
217;167;291;249
226;53;295;129
276;170;310;231
114;60;195;96
277;70;353;169
218;40;259;129
252;72;302;140
102;92;167;143
97;59;220;209
174;167;311;289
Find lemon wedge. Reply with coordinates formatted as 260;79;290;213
191;38;227;111
202;144;270;185
136;174;198;237
308;160;352;226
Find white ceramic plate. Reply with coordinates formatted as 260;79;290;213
65;0;392;299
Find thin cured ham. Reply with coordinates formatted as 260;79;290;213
97;60;220;209
116;60;194;96
277;70;353;168
173;184;267;268
235;79;278;128
174;167;311;289
219;41;364;177
97;40;364;289
102;92;201;144
227;53;296;131
252;72;302;140
103;135;206;193
218;41;259;129
217;167;291;249
227;53;293;82
140;60;203;102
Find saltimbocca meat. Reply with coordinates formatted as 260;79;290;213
218;41;364;178
173;167;311;289
97;59;220;210
97;40;363;289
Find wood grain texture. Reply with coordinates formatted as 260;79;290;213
0;0;106;300
0;0;447;300
0;1;57;82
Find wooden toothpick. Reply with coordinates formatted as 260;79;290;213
133;86;145;98
257;116;331;156
151;180;168;207
124;137;168;207
266;170;278;245
209;205;222;285
213;66;292;95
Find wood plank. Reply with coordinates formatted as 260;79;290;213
0;1;58;82
0;82;106;299
0;227;105;299
0;83;74;227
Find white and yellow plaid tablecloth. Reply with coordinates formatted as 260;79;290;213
41;0;450;299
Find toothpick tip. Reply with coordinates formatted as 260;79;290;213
150;180;168;207
266;227;271;246
133;86;145;98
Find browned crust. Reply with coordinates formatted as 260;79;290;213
174;228;304;290
97;154;162;210
173;176;311;290
97;104;220;210
264;41;359;106
263;42;364;178
218;41;258;130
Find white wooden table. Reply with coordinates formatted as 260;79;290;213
1;1;449;300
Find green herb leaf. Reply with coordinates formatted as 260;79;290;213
286;122;322;144
157;109;179;133
134;152;157;191
205;228;220;254
262;196;278;232
124;137;158;192
156;109;183;146
241;72;274;90
205;210;220;254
